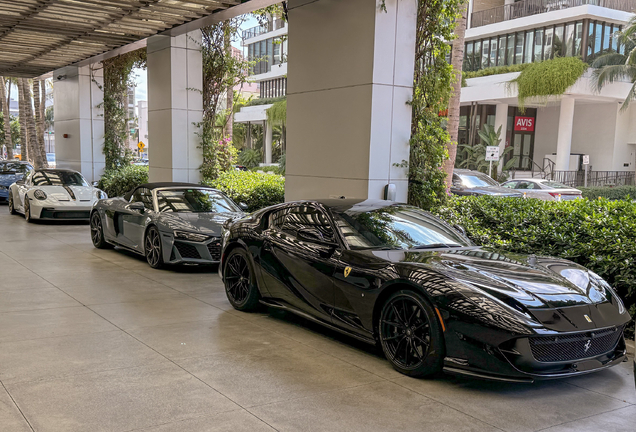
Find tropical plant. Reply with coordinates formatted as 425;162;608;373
592;17;636;111
276;151;286;175
457;124;517;179
238;148;262;169
202;170;285;212
266;98;286;152
97;165;149;198
200;137;239;180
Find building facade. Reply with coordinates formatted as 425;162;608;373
461;0;636;185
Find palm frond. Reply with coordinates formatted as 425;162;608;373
592;64;633;92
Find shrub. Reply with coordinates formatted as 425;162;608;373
203;170;285;211
98;165;149;197
434;196;636;333
579;185;636;201
238;148;262;169
252;165;280;174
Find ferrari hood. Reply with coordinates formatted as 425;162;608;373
37;185;95;202
158;211;244;236
372;247;612;309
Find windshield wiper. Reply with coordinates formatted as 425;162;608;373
411;243;462;249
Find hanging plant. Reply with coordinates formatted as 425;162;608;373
510;57;588;110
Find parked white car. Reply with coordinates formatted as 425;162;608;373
501;178;582;201
8;168;107;222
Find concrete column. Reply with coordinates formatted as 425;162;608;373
147;30;203;183
265;120;273;164
285;0;417;202
467;0;474;29
555;96;575;171
494;103;508;155
53;65;105;181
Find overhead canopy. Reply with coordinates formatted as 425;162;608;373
0;0;246;78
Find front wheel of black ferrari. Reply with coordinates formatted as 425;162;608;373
378;290;445;377
223;248;260;311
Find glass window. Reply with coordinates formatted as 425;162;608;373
456;172;499;187
0;162;32;174
515;32;524;64
482;39;490;69
595;22;603;55
611;25;618;52
603;24;611;51
498;35;507;66
282;205;335;241
332;206;471;251
587;21;595;57
464;41;474;72
474;40;482;70
534;29;544;62
544;27;554;60
268;208;289;229
554;25;564;57
156;189;240;213
489;37;498;66
31;170;88;187
542;181;570;189
575;22;583;56
564;23;574;57
507;34;515;65
132;188;154;210
524;30;534;63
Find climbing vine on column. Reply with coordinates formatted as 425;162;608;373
102;48;146;171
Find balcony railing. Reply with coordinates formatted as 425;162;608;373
242;19;286;40
550;170;635;187
471;0;636;28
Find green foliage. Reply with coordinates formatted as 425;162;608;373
579;185;636;201
238;148;262;169
252;165;280;174
266;99;287;126
406;0;463;210
102;49;147;170
435;196;636;331
0;113;20;148
510;57;588;110
203;170;285;212
462;63;531;86
200;137;239;180
97;165;149;198
244;96;286;107
458;124;517;179
277;152;286;175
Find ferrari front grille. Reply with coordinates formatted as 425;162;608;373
174;241;201;259
529;326;624;363
207;240;222;261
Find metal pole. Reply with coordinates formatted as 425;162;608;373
489;160;493;178
584;164;588;188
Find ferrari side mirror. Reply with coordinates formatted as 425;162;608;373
453;224;467;237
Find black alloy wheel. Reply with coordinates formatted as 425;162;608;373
223;248;260;311
144;226;164;269
90;212;111;249
24;199;32;223
378;290;444;377
8;193;16;215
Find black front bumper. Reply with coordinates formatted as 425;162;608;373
39;209;91;220
165;237;222;265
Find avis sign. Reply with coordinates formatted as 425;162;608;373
514;116;535;132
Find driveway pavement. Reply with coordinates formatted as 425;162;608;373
0;207;634;432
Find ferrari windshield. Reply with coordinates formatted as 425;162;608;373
332;205;472;250
0;162;32;174
157;189;239;213
31;170;88;186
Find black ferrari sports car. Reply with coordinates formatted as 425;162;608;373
220;199;631;382
90;183;245;268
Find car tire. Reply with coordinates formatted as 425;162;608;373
90;212;112;249
144;226;164;269
24;199;33;223
223;248;260;312
378;290;445;378
8;193;17;215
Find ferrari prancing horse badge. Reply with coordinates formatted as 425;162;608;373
344;267;352;278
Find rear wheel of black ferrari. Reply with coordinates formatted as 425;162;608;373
223;248;260;311
144;226;164;269
90;212;112;249
8;193;17;215
378;290;445;377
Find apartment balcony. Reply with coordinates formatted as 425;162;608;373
242;19;286;40
471;0;636;28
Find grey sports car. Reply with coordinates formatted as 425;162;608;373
90;182;246;268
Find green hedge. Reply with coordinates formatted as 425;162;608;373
203;170;285;212
98;165;149;198
434;196;635;332
579;185;636;201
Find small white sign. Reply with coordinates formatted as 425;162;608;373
582;155;590;165
485;146;500;162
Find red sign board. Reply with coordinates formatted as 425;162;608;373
514;116;535;132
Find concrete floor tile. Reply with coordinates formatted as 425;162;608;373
7;364;239;432
0;286;80;312
60;281;179;305
177;344;382;407
538;405;636;432
89;295;225;330
0;306;117;343
250;380;499;432
138;410;276;431
0;384;32;432
0;331;169;384
562;360;636;404
392;373;632;432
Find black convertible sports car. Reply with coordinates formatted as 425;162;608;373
90;183;245;268
220;199;631;381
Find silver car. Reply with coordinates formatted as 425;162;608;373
501;178;582;201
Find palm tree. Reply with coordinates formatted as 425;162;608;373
18;78;44;168
17;78;29;162
0;77;13;159
592;17;636;111
33;80;48;167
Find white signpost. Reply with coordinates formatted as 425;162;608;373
583;155;590;188
485;146;500;178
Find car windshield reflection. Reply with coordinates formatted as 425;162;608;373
0;162;31;174
32;170;87;186
157;189;239;213
457;173;499;188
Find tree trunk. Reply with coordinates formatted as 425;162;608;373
224;21;234;140
0;77;13;159
20;79;42;168
443;1;468;187
33;80;48;167
17;79;29;162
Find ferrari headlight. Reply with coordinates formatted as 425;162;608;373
174;230;210;242
589;271;626;314
94;189;108;200
33;189;47;200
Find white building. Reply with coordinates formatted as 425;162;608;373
234;15;288;165
462;0;636;185
137;100;148;156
